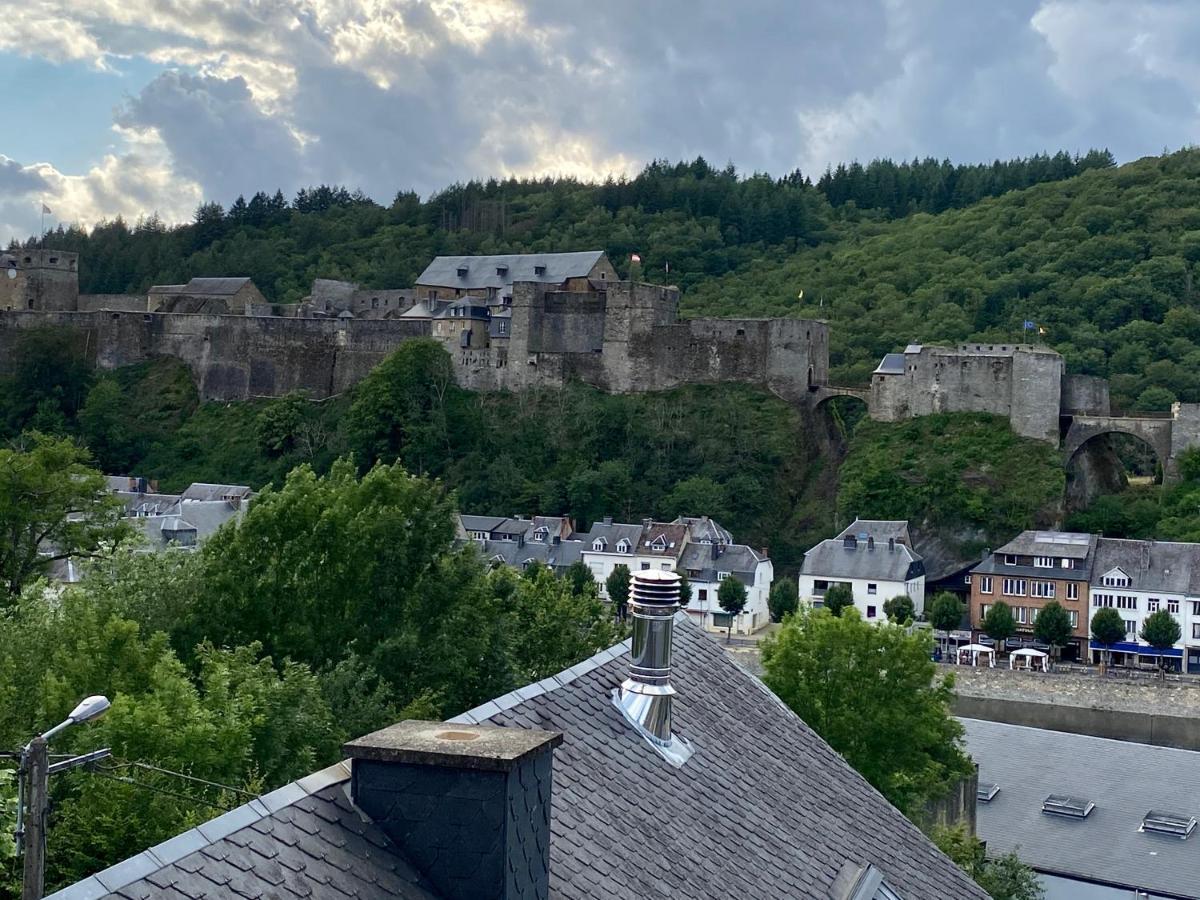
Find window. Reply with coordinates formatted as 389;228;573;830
616;539;630;553
1034;556;1053;568
1148;598;1160;613
866;606;877;619
1004;554;1018;566
1061;558;1074;569
1193;601;1200;617
1193;623;1200;640
1003;578;1027;596
981;604;992;620
1031;581;1055;598
1093;593;1111;607
1069;611;1079;628
1014;607;1028;624
1117;595;1137;611
867;583;878;595
1169;599;1181;614
1067;582;1079;600
1125;619;1138;637
640;563;650;570
964;574;972;585
698;589;708;602
718;572;730;581
711;613;732;628
1102;571;1130;587
980;576;993;594
591;539;606;551
660;563;671;570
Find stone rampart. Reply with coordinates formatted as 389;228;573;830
78;294;148;312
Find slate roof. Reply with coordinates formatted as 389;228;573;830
50;618;985;900
874;352;906;375
800;538;924;583
965;717;1200;898
415;251;606;291
473;537;584;572
836;519;912;548
1091;538;1198;594
973;530;1097;580
451;616;986;899
180;483;252;502
673;515;733;545
138;500;242;546
46;763;443;900
181;277;253;296
679;542;764;587
575;521;644;552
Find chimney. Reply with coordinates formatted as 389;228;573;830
867;536;875;551
344;721;562;900
888;537;895;553
615;570;691;764
641;517;652;529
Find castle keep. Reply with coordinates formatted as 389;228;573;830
1;248;79;311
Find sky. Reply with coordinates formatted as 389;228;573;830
1;0;1199;244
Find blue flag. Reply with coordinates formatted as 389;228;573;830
1022;320;1035;330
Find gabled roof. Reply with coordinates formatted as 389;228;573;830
965;717;1200;898
674;515;734;545
679;542;766;585
179;483;252;502
415;251;606;291
800;538;923;582
181;276;253;296
450;616;986;899
873;353;907;375
577;521;644;552
836;519;912;548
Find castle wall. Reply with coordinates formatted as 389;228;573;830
1009;350;1064;442
1062;374;1111;416
78;294;148;312
529;292;606;354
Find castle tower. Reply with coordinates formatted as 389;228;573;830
0;249;79;311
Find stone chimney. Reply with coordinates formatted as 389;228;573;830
344;720;562;900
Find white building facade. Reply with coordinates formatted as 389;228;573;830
797;520;926;622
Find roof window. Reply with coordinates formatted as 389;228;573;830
496;265;508;275
1141;810;1197;838
457;265;469;277
534;264;546;275
977;782;1000;802
1042;795;1094;818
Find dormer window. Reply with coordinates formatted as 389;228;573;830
1101;568;1130;588
616;539;631;553
1003;554;1018;566
532;527;549;542
496;265;508;276
592;538;607;552
534;264;546;275
457;265;469;277
649;535;667;551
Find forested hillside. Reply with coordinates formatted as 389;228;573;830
18;151;1111;303
689;150;1200;411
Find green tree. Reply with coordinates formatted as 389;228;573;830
768;579;799;622
0;434;131;598
883;594;915;624
1090;606;1125;671
822;582;853;617
1141;609;1182;678
929;592;965;658
761;609;973;815
1032;600;1072;662
932;824;1044;900
254;391;307;456
606;564;632;620
675;570;692;607
79;379;136;472
344;339;457;474
4;329;93;434
563;560;597;598
717;576;748;642
982;601;1017;647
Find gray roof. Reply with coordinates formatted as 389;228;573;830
836;519;912;548
46;763;442;900
415;251;606;291
473;537;583;572
800;538;924;582
996;530;1094;560
679;542;764;586
182;277;253;296
138;500;241;546
146;284;186;294
575;521;645;552
674;516;733;545
180;483;252;502
451;616;986;899
874;353;906;375
49;619;985;900
965;717;1200;897
1092;538;1198;594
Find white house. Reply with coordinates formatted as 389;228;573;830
678;541;773;635
797;519;926;622
578;518;689;593
1088;538;1198;672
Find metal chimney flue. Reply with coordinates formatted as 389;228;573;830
614;571;692;765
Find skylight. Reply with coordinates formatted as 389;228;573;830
977;782;1000;802
1042;795;1094;819
1141;810;1197;838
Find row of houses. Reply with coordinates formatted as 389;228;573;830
456;513;774;634
795;517;1200;672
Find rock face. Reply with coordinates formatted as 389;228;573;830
1065;434;1129;512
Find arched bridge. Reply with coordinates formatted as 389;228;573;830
1063;414;1177;479
810;385;871;407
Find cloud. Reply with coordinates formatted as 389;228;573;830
3;0;1200;244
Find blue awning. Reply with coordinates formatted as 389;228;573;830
1089;639;1182;658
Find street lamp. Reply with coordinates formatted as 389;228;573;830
14;695;112;900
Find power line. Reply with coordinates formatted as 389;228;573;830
96;761;255;800
87;770;234;811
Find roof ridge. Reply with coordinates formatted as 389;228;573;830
449;632;638;725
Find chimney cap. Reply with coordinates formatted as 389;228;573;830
343;720;562;773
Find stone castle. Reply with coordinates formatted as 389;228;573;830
4;247;1199;481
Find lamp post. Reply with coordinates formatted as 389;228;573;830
14;695;111;900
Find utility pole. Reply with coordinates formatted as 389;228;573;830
22;737;48;900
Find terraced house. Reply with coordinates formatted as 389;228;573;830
969;531;1095;660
